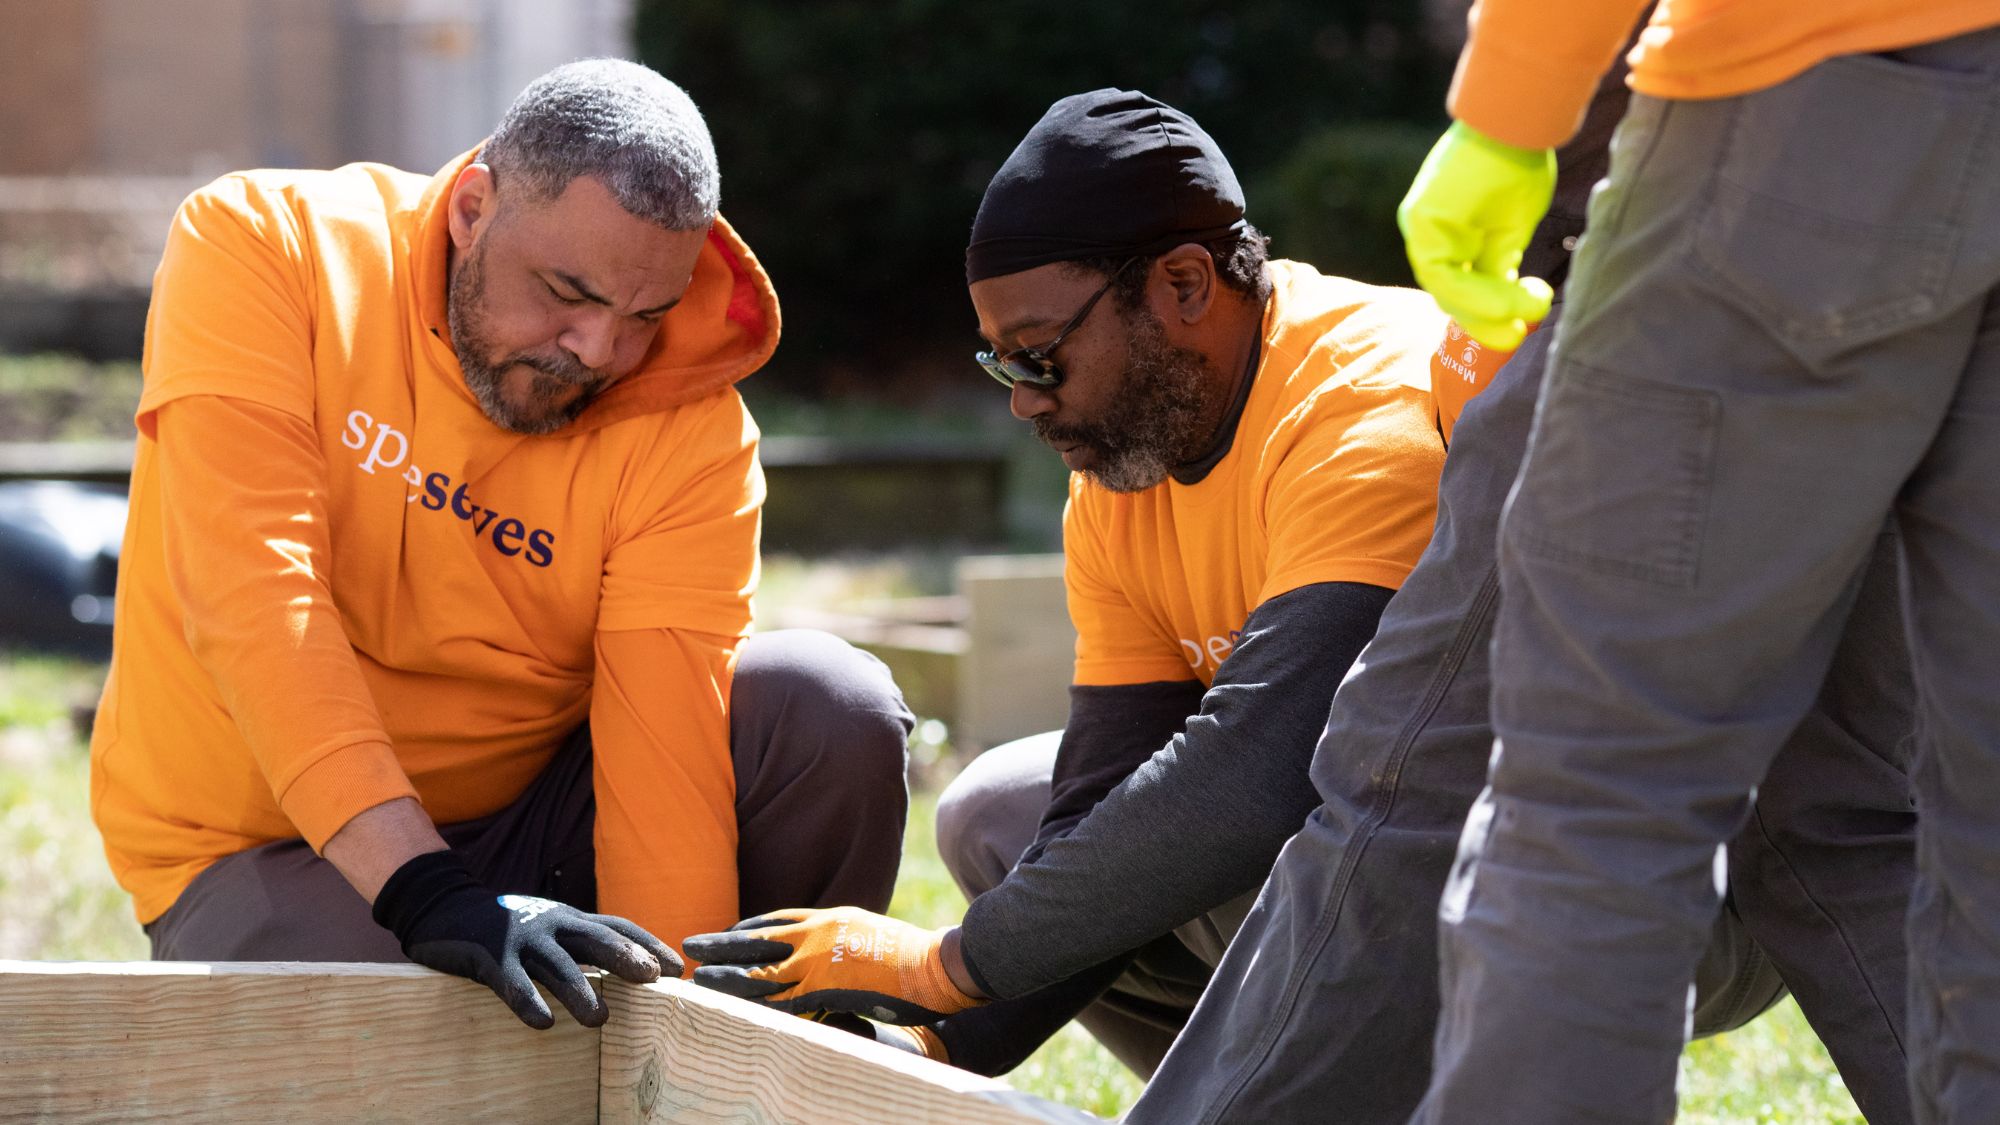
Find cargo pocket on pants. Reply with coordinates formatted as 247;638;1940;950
1690;52;1990;366
1505;359;1721;590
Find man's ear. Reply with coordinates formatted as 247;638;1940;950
1155;243;1218;325
447;163;498;253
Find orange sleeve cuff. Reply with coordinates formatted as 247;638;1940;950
277;738;419;851
597;865;739;953
1447;0;1654;150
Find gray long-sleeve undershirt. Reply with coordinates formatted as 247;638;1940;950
957;579;1395;1002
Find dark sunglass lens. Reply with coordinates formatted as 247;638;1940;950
1004;359;1043;385
975;348;1060;388
1006;353;1060;387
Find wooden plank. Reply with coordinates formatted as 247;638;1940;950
598;977;1099;1124
0;964;1095;1124
0;438;1013;554
0;440;134;484
0;961;599;1124
957;554;1075;753
761;605;970;658
763;603;970;726
0;436;1014;484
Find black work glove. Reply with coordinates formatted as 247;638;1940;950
371;849;682;1029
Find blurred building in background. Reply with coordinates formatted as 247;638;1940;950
0;0;633;357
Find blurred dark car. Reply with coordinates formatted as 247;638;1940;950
0;480;126;658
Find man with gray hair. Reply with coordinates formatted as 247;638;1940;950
92;58;912;1029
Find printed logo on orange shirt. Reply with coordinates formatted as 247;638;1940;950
1180;628;1243;674
341;408;557;567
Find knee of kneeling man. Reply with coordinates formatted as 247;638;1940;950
935;736;1059;890
738;630;913;796
741;628;914;730
934;771;986;883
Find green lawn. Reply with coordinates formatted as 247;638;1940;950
0;655;149;962
0;652;1865;1120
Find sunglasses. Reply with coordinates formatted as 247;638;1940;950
975;258;1139;390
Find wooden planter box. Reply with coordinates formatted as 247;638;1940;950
0;962;1093;1124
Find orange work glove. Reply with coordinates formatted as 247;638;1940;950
1431;317;1539;446
683;906;983;1024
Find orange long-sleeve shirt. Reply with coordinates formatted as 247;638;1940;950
1450;0;2000;150
90;150;781;944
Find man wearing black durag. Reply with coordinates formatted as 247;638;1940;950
680;87;1458;1070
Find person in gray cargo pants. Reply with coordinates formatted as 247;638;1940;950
1410;26;2000;1123
1131;62;1920;1124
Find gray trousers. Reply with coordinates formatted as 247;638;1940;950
1132;292;1915;1123
1416;30;2000;1125
937;735;1259;1077
148;629;913;960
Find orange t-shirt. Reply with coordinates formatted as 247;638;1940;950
90;149;783;945
1449;0;2000;149
1065;261;1447;689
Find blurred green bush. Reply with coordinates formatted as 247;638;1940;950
1252;121;1436;287
636;1;1448;392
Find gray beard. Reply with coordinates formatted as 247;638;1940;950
1034;307;1224;493
447;244;604;435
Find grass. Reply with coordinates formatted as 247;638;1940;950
1680;1011;1867;1124
0;653;147;961
0;647;1867;1121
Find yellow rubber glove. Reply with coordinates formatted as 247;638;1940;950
683;906;982;1024
1398;121;1557;350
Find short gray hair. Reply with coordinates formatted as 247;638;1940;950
482;58;719;230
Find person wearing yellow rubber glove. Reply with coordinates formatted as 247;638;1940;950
1393;2;2000;1123
684;906;982;1026
1397;122;1554;352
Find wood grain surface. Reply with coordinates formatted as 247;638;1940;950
0;963;1096;1123
599;977;1097;1124
0;961;598;1123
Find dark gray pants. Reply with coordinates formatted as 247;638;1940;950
148;629;914;960
1414;32;2000;1125
937;734;1257;1077
1132;296;1916;1124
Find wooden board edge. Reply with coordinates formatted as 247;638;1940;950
600;977;1102;1124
